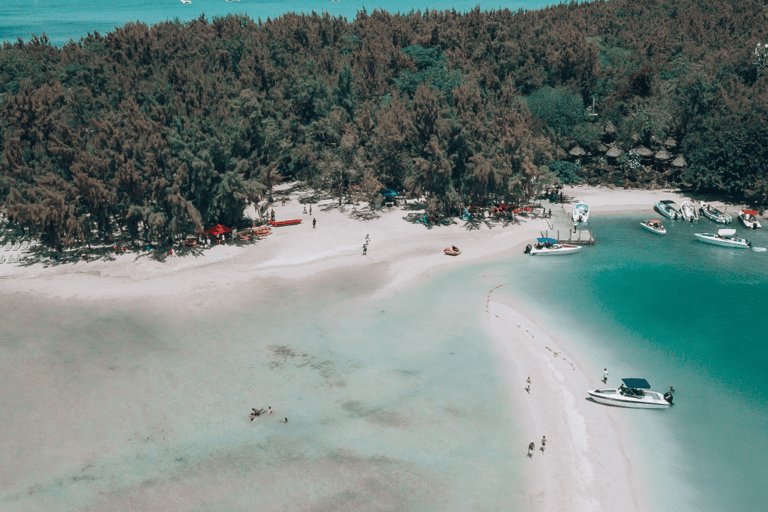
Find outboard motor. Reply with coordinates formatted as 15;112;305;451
524;244;532;254
663;391;674;404
747;239;752;248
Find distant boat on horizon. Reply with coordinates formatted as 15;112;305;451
181;0;191;4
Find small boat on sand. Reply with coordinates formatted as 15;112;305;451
694;229;751;249
738;210;761;229
588;378;673;409
269;219;302;227
525;238;581;256
444;246;461;256
572;203;589;222
655;200;682;220
640;219;666;235
680;201;698;221
699;202;732;224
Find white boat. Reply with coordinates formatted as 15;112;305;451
572;203;589;222
525;237;582;256
738;209;761;229
181;0;191;3
694;229;751;249
655;200;683;220
680;201;698;221
700;201;732;224
640;219;666;235
588;378;673;409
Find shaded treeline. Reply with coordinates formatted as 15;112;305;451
1;0;767;247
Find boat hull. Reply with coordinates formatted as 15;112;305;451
738;212;762;229
655;201;682;220
700;206;731;224
694;233;750;248
588;391;671;409
530;245;581;256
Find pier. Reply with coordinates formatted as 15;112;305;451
540;227;596;245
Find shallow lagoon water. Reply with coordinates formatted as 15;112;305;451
0;264;524;510
498;213;768;512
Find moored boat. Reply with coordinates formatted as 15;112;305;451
588;378;673;409
738;210;762;229
524;238;581;256
572;203;589;222
640;219;666;235
655;200;682;220
699;201;732;224
680;201;698;221
694;229;751;249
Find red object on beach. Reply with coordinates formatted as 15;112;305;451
269;219;302;227
444;247;461;256
743;210;759;215
205;224;232;236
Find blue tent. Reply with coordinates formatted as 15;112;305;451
381;189;398;198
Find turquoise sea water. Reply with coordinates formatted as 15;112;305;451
498;213;768;512
1;0;553;47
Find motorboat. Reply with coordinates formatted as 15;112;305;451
699;201;732;224
181;0;191;4
655;200;682;220
444;246;461;256
694;229;751;249
679;201;698;221
525;237;581;256
588;378;673;409
572;203;589;222
640;219;666;235
738;210;762;229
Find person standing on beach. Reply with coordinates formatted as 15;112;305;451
603;368;609;384
525;377;531;393
309;205;312;215
365;234;371;245
312;218;316;229
540;436;546;452
362;244;367;255
528;441;535;457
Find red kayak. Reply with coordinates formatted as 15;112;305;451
269;219;302;227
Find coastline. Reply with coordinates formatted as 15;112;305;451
0;185;745;510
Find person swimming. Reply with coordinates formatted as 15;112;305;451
282;417;289;423
250;408;264;421
266;407;274;416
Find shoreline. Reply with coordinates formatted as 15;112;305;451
0;185;729;509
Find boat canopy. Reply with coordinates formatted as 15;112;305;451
742;210;758;215
537;238;557;244
718;229;736;236
621;378;651;389
647;219;662;223
659;200;674;205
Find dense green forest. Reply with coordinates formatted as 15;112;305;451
1;0;767;247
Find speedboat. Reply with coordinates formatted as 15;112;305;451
588;378;673;409
738;210;761;229
525;237;581;256
694;229;751;249
640;219;666;235
700;201;732;224
572;203;589;222
655;200;682;220
680;201;698;221
181;0;191;3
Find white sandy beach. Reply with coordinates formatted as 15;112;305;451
1;184;758;510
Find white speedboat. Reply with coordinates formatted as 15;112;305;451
700;201;732;224
588;378;673;409
525;237;581;256
572;203;589;222
694;228;751;249
655;200;682;220
181;0;191;3
640;219;666;235
738;209;761;229
680;201;698;221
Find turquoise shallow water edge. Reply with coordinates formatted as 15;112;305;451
1;0;551;47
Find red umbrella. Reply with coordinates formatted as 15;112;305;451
205;224;232;236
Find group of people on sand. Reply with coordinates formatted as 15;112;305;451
528;436;546;456
249;406;288;423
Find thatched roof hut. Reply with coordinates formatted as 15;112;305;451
569;146;587;157
634;146;654;158
606;146;623;158
655;148;671;161
604;120;617;135
671;155;687;167
664;138;678;149
598;143;609;153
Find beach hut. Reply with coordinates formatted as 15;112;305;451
603;120;617;137
634;146;654;161
569;146;587;157
664;137;678;149
606;146;623;159
655;148;671;161
205;224;232;243
671;155;687;168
